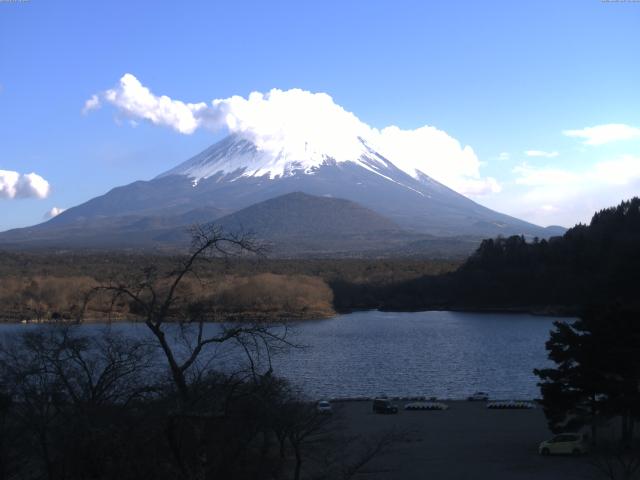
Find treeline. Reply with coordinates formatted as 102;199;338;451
0;254;458;284
0;273;335;323
0;255;457;322
336;197;640;313
216;274;334;320
3;198;639;318
0;276;98;322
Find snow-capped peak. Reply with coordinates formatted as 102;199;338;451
89;79;496;196
159;134;397;182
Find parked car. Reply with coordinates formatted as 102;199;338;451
316;400;333;414
372;398;398;414
539;433;589;456
467;392;489;401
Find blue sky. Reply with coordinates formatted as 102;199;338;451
1;0;639;231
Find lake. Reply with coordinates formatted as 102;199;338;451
0;310;564;400
273;310;560;400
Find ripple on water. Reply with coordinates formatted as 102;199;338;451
0;310;564;400
270;310;562;400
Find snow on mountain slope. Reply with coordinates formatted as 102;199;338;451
158;133;432;200
144;134;548;237
159;134;396;182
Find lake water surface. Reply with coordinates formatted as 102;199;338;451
0;310;565;400
274;310;561;400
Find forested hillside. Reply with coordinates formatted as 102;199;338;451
335;198;640;313
3;198;637;320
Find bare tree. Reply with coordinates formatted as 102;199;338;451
89;224;290;405
591;442;640;480
308;427;407;480
0;326;155;480
268;392;405;480
281;400;333;480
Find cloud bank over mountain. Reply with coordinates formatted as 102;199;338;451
85;74;499;196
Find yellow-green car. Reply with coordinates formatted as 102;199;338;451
538;433;589;456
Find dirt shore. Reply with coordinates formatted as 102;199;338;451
332;400;593;480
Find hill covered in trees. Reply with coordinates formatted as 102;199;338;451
2;198;637;321
0;253;457;323
333;198;640;314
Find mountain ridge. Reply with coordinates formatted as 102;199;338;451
0;135;566;253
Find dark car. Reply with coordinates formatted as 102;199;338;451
372;398;398;414
467;391;489;401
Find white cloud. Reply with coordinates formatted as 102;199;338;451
498;152;510;161
591;154;640;185
563;124;640;146
524;150;559;158
0;170;50;199
98;73;208;134
513;155;640;188
485;154;640;226
513;163;580;186
371;125;492;195
452;177;502;196
44;206;66;219
86;73;497;196
82;94;101;115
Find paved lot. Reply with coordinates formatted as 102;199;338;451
333;400;595;480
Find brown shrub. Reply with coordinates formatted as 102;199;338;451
216;273;334;318
0;275;98;321
0;270;335;322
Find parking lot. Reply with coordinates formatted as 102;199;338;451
334;400;595;480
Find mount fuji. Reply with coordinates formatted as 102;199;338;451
0;134;564;255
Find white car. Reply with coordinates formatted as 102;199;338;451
316;400;333;414
539;433;589;456
467;392;489;401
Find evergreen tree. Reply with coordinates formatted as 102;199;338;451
535;306;640;444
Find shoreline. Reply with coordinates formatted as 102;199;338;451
0;309;337;325
336;304;580;318
0;305;578;325
328;397;540;404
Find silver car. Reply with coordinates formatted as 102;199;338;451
539;433;589;456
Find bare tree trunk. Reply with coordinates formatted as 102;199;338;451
278;434;286;459
148;323;190;403
591;399;598;446
621;413;633;447
293;443;302;480
38;429;55;480
261;430;271;458
165;415;189;478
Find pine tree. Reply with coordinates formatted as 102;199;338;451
535;306;640;445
